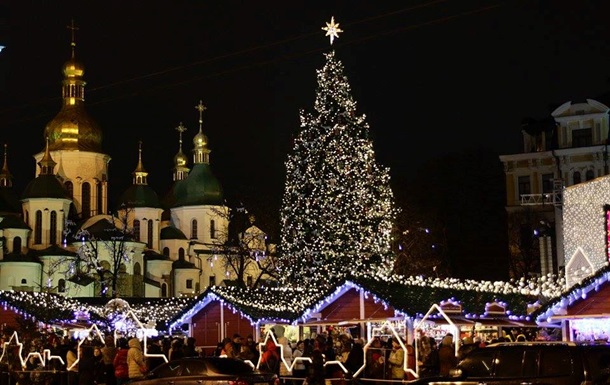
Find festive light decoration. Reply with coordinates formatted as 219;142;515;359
563;179;610;286
532;263;610;324
360;320;416;379
322;17;343;45
0;268;569;334
278;48;397;289
0;331;65;369
69;324;106;370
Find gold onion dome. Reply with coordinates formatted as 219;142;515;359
192;130;208;148
45;22;102;152
62;58;84;78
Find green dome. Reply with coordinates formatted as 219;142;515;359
160;225;188;240
174;164;223;207
117;184;162;209
22;174;71;200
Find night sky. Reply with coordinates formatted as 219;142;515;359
1;1;609;245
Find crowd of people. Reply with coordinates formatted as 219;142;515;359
0;327;553;385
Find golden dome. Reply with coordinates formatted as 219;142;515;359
174;149;188;167
44;106;103;152
193;130;208;147
44;55;102;152
63;58;84;78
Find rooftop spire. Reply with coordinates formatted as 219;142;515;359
192;100;210;164
132;140;148;185
196;100;207;134
38;137;57;175
173;122;190;181
0;144;13;187
67;18;79;59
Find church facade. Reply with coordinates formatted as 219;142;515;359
0;37;271;299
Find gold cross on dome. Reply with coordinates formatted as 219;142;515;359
322;16;343;45
195;100;207;125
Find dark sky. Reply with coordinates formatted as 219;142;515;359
1;0;610;234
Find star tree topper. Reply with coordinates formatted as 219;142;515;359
322;16;343;45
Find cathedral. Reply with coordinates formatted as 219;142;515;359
0;34;272;299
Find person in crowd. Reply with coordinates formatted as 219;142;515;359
66;339;79;385
438;334;457;376
365;337;385;383
232;334;243;353
419;337;439;377
100;336;117;385
344;338;364;377
246;335;260;363
93;345;107;385
387;338;405;380
458;336;478;361
292;340;308;383
113;338;130;385
277;336;293;381
238;342;256;362
127;337;146;382
168;338;185;361
260;339;280;375
221;339;239;359
183;337;198;357
77;345;96;385
146;338;166;371
306;349;325;385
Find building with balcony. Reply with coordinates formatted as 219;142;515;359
499;99;610;278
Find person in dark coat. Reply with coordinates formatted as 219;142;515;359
419;337;439;377
344;339;364;376
78;345;96;385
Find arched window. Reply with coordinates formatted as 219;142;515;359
586;169;595;181
82;182;91;218
65;181;74;199
13;237;21;253
179;248;185;260
134;262;142;275
21;278;27;284
58;279;66;293
133;220;141;242
148;220;154;248
210;219;216;239
573;171;581;185
191;219;198;239
50;211;58;244
161;283;168;297
163;247;170;257
35;210;42;244
97;182;103;215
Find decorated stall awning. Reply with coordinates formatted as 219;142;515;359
533;265;610;323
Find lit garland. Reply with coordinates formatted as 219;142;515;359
0;269;569;331
531;263;610;323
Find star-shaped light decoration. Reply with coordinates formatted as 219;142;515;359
322;16;343;45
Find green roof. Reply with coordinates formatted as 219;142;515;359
174;164;223;207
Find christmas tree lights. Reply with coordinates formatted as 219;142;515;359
279;50;397;288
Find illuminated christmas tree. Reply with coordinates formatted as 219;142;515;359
279;49;397;287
